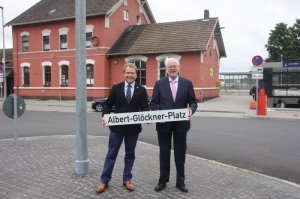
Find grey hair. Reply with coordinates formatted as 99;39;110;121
164;57;180;67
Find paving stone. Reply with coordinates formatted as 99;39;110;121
0;135;299;199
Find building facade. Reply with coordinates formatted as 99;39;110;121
6;0;226;100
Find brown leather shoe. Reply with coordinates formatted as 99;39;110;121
123;181;134;191
96;183;108;193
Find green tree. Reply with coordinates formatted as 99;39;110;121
265;19;300;62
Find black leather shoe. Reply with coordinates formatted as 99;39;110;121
154;181;166;191
176;183;188;193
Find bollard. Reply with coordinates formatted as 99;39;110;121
258;89;267;115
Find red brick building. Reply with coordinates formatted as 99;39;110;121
6;0;226;100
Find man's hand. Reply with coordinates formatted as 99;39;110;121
101;117;107;126
187;108;193;120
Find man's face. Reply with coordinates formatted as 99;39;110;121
124;66;137;84
166;59;179;79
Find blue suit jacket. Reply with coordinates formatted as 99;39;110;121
102;82;149;134
150;76;198;133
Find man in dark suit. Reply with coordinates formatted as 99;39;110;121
96;63;150;193
150;57;198;193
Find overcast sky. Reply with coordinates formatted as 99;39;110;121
0;0;299;72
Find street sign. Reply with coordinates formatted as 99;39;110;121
251;67;263;73
283;61;300;67
3;95;26;118
0;73;3;77
0;65;3;73
0;77;3;82
252;55;263;66
252;73;263;79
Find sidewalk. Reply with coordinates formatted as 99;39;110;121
1;95;300;198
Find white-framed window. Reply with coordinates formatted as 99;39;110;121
42;29;51;51
133;60;146;85
86;32;92;48
42;61;52;86
59;60;70;86
86;64;94;85
21;62;30;86
22;35;29;52
124;10;129;21
61;65;68;86
43;36;50;51
86;59;95;85
125;55;147;86
156;54;182;80
137;15;141;25
59;27;69;50
20;32;29;52
86;25;94;48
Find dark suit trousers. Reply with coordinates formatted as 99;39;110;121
100;130;139;184
157;123;187;184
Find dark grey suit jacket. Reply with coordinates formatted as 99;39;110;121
150;76;198;133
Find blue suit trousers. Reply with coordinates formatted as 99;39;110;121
100;130;139;184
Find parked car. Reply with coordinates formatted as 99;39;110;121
91;97;152;112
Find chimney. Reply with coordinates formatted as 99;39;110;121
204;9;209;19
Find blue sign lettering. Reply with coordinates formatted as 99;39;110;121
283;61;300;67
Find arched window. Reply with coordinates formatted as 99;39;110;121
42;29;51;51
156;54;181;80
61;65;68;86
86;25;94;48
23;67;30;86
22;35;29;52
133;60;146;85
86;64;94;86
159;60;167;79
125;55;148;86
59;27;69;50
44;66;51;86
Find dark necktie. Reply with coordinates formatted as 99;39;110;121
126;84;132;103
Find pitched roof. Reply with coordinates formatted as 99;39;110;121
107;18;226;57
6;0;120;26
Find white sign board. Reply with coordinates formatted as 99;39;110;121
251;67;263;73
252;73;263;79
0;77;3;82
103;108;189;126
0;73;3;78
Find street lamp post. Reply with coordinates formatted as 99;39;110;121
0;6;6;100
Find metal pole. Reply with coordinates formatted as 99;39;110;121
256;79;258;115
75;0;89;175
13;94;18;142
0;83;2;106
0;6;6;100
280;55;283;86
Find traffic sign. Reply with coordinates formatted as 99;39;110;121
252;73;263;79
0;73;3;77
0;65;3;73
251;67;263;73
2;95;26;118
252;55;263;66
283;61;300;67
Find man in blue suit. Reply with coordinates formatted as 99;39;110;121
96;63;150;193
150;57;198;193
